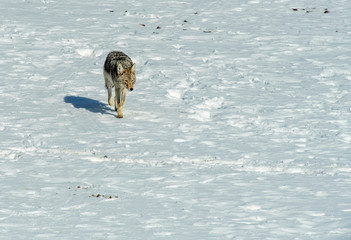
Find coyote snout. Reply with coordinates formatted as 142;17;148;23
103;51;136;118
125;80;134;91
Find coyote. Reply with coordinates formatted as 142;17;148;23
103;51;136;118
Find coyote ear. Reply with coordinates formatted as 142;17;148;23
131;63;136;73
117;63;124;75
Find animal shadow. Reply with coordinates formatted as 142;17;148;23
64;96;114;115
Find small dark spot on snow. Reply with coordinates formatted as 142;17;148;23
140;24;146;27
156;26;161;29
292;7;328;14
90;193;118;199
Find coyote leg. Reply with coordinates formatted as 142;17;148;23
108;91;113;106
115;87;124;118
121;88;127;107
104;75;113;106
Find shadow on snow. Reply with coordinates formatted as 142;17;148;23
64;96;115;116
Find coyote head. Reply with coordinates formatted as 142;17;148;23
117;63;136;91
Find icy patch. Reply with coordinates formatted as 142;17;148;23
188;109;211;121
166;89;184;100
194;97;224;110
187;97;224;121
338;133;351;143
76;49;94;57
172;44;184;49
241;205;262;211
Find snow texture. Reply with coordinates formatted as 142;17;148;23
1;0;351;239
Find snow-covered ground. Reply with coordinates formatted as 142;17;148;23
1;0;351;239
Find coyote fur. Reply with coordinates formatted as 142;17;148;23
103;51;136;118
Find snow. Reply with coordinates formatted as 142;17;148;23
1;0;351;239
